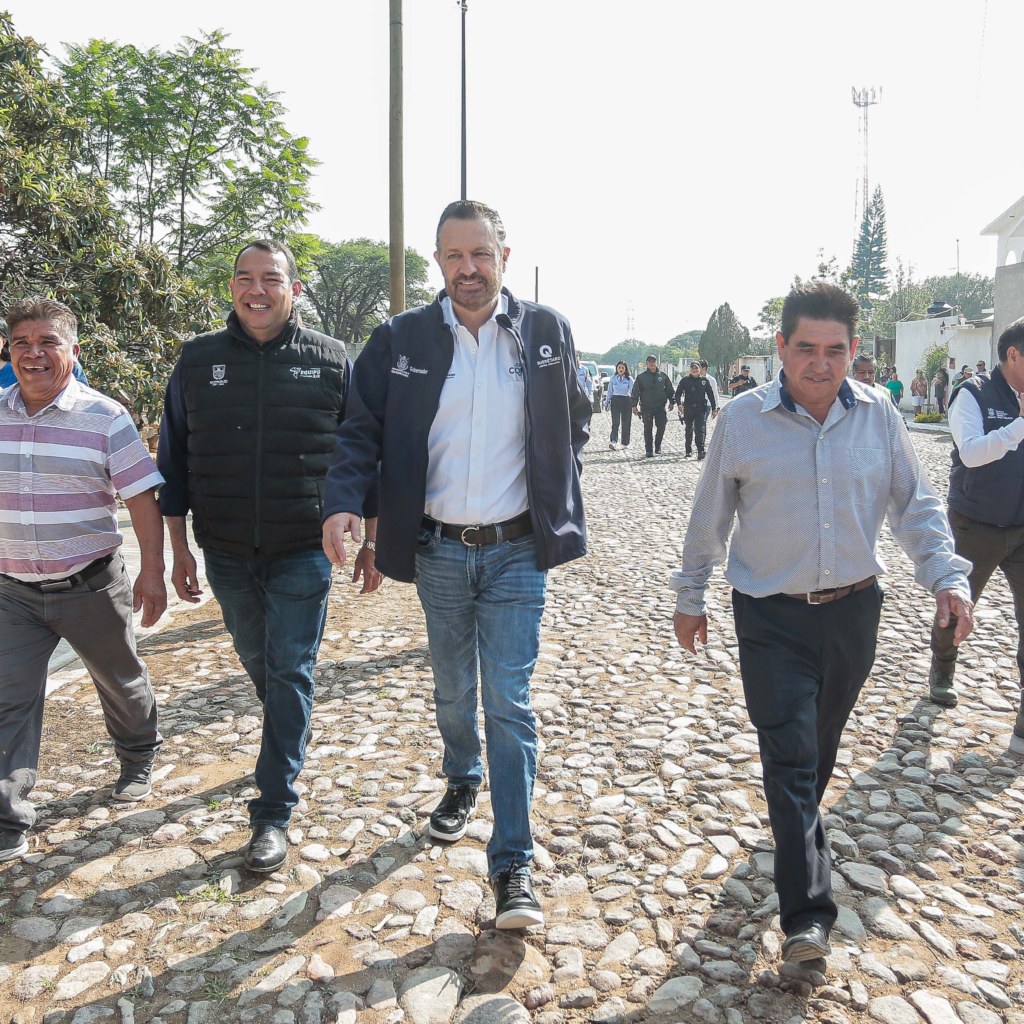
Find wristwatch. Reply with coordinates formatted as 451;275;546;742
362;540;376;551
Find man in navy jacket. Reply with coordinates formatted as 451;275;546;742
322;200;590;929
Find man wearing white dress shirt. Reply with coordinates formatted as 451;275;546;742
929;318;1024;733
321;200;591;928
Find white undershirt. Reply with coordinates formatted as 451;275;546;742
949;384;1024;467
424;294;528;525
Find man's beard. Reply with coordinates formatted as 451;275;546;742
449;273;501;311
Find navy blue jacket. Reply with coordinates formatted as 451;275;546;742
322;289;591;583
948;364;1024;527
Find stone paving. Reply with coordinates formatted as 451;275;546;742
2;415;1023;1024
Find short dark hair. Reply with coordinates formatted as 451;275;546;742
6;296;78;343
699;359;708;369
853;352;875;367
780;281;860;345
998;316;1024;362
233;239;299;283
435;200;506;252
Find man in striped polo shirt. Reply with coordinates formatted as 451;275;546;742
0;297;167;862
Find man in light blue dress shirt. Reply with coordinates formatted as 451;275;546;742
671;282;974;963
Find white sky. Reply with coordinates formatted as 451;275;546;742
10;0;1022;353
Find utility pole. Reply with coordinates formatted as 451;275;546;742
459;1;468;199
851;86;881;224
389;0;405;317
534;266;539;303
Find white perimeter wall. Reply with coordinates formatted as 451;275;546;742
892;319;993;411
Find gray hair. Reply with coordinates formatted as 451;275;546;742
6;297;78;344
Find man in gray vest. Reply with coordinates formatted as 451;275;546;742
930;318;1024;737
157;239;380;872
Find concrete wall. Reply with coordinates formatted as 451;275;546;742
892;319;993;411
993;261;1024;358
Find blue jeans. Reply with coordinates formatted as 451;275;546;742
415;528;546;877
202;546;333;827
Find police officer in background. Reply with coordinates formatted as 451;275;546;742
728;364;758;394
674;360;718;460
631;354;674;457
929;317;1024;739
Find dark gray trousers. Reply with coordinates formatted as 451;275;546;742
931;509;1024;679
0;553;161;832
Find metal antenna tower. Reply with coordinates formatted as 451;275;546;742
851;86;881;223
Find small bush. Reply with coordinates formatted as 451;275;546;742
914;412;944;423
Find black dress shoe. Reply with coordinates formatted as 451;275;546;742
781;921;831;962
244;824;288;873
491;866;544;929
429;785;478;842
0;827;28;862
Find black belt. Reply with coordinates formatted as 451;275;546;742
422;511;533;546
1;553;116;593
785;575;875;605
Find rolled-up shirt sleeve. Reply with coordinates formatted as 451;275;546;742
949;386;1024;468
669;409;740;616
885;404;972;595
107;412;163;500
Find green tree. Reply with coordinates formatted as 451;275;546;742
757;296;785;337
920;271;993;321
294;237;431;345
698;303;748;382
57;31;317;292
849;185;890;320
871;259;929;330
0;13;213;421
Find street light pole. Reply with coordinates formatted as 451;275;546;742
389;0;405;317
460;0;467;199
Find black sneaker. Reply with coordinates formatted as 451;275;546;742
244;823;288;873
428;785;478;842
781;921;831;962
655;446;662;454
492;865;544;929
645;452;654;458
112;760;154;802
0;827;28;862
697;452;706;461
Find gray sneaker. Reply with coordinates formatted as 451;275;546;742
113;761;154;802
928;667;958;707
1015;705;1024;739
0;827;28;862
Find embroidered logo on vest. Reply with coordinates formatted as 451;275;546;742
211;364;227;386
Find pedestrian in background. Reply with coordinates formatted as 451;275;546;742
934;363;950;417
699;359;719;433
671;281;972;963
953;366;973;390
674;359;718;460
851;353;889;398
0;297;167;861
576;356;593;403
885;369;904;407
911;370;927;414
632;355;675;457
977;359;987;375
322;200;591;928
604;360;633;449
928;317;1024;738
728;364;758;395
157;238;380;874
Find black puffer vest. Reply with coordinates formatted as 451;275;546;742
179;312;348;557
947;364;1024;527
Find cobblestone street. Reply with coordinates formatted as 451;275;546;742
2;416;1023;1024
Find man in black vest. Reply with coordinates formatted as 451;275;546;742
631;355;675;457
929;317;1024;737
157;239;380;872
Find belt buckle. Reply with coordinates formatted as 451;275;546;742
40;579;74;593
460;526;479;546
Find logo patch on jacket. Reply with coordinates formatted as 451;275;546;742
290;366;321;379
211;364;227;386
536;344;560;369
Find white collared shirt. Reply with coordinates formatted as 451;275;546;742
424;294;528;525
949;380;1024;467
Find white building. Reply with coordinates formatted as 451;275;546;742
892;315;992;412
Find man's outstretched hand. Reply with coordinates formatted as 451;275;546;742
674;611;708;654
322;512;362;568
935;589;975;646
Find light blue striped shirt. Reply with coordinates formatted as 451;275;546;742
670;374;971;615
604;374;633;406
